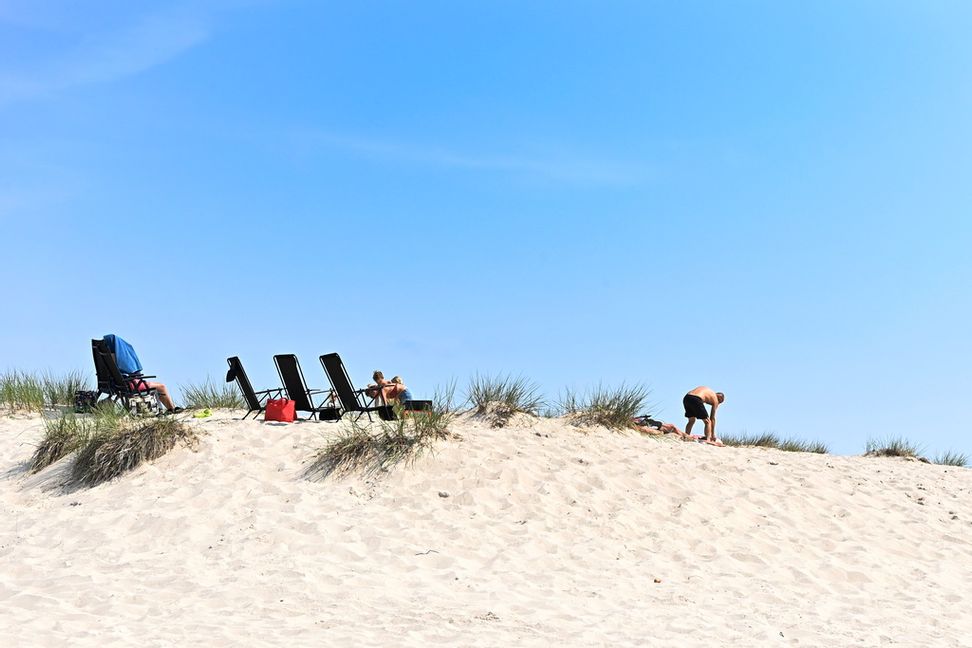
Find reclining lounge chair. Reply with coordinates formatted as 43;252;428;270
319;352;399;422
91;338;160;414
273;354;341;421
225;356;284;420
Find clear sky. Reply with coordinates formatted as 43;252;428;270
2;1;970;456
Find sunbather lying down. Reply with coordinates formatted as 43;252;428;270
631;416;696;441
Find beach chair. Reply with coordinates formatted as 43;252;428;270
225;356;284;420
273;354;341;421
91;339;160;415
319;352;393;422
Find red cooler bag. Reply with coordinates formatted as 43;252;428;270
264;398;296;423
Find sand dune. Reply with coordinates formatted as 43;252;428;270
1;411;970;647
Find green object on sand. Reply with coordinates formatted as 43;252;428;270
193;408;213;419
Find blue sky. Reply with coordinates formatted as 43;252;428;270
2;1;970;456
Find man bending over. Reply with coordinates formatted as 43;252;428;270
683;386;725;446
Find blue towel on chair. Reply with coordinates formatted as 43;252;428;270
103;334;143;376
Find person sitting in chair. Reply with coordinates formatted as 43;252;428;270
367;370;411;404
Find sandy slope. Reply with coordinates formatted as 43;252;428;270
1;411;970;647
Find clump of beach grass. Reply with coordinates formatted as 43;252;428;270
29;405;129;473
180;379;244;410
933;450;969;467
42;370;90;408
467;373;545;426
721;432;828;453
1;369;91;412
721;432;780;448
559;383;653;431
865;436;923;459
71;416;197;486
307;383;457;479
0;370;46;411
30;414;92;472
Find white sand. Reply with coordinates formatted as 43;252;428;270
2;410;971;647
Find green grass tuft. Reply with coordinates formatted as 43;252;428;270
180;379;245;409
722;432;828;453
865;436;923;458
586;383;652;430
0;370;46;411
42;370;90;408
1;369;91;411
933;450;969;467
307;383;457;479
466;374;545;425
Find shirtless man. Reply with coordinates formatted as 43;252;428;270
683;386;725;446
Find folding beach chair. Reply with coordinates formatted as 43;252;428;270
319;352;393;422
91;339;161;415
225;356;284;420
273;354;341;421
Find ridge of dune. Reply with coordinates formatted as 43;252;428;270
2;411;971;647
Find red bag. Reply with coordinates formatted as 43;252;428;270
264;399;296;423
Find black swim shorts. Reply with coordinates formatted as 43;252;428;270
683;394;709;420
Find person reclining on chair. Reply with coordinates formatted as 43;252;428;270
104;334;181;413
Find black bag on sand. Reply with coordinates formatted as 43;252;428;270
74;390;100;413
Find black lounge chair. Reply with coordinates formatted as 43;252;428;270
91;339;160;414
319;352;394;422
225;356;284;420
273;354;341;421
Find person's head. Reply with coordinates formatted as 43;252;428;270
373;370;384;382
716;392;725;403
391;375;403;384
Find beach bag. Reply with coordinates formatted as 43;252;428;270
128;392;161;416
74;390;100;413
265;398;296;423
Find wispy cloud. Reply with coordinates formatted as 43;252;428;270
303;131;654;186
0;7;210;106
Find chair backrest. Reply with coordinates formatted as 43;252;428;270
226;356;261;411
273;354;315;412
91;339;125;393
320;353;363;413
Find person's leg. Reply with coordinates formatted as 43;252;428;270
703;418;713;441
685;417;696;437
145;381;175;411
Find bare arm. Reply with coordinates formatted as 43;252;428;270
709;401;719;437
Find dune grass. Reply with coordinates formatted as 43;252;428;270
180;379;244;409
721;432;828;454
29;406;129;473
308;383;457;479
71;416;197;486
30;414;92;472
865;436;923;459
42;370;90;409
560;383;653;430
1;369;91;412
933;450;969;467
0;370;46;411
467;374;545;425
